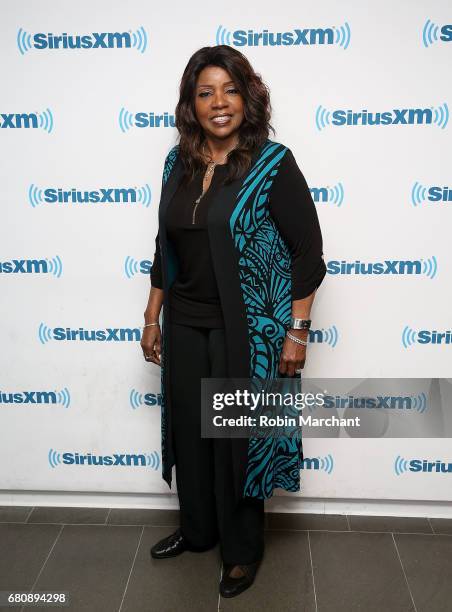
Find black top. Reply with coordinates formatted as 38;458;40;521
150;149;326;328
166;162;228;327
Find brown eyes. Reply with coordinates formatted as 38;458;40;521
198;88;239;98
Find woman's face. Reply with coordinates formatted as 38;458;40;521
194;65;244;143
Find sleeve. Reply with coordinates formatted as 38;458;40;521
268;148;326;300
149;148;173;289
150;229;163;289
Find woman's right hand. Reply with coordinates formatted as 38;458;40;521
141;324;162;366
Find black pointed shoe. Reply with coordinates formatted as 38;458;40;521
150;528;188;559
219;560;261;598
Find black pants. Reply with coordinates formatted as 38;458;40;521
169;322;265;565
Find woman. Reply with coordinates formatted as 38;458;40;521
141;45;326;598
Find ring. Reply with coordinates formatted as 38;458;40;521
295;368;302;374
144;354;152;360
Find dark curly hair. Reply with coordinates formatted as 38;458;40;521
174;45;275;184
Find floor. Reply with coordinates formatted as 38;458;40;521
1;506;451;612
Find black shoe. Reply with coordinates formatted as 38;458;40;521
219;560;261;598
150;528;188;559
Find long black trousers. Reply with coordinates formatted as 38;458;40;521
168;321;265;565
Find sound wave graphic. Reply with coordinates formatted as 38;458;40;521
327;182;344;206
131;26;148;53
28;183;45;207
320;326;338;347
334;22;351;49
411;181;428;206
145;451;160;470
137;183;152;207
421;256;438;279
215;25;232;45
413;393;427;413
129;388;144;409
422;19;440;48
46;255;63;278
394;454;410;475
17;27;33;54
37;108;54;133
402;326;418;349
48;448;62;468
313;454;334;473
119;107;134;132
432;103;449;129
315;105;331;131
38;322;53;344
57;387;71;408
124;256;140;279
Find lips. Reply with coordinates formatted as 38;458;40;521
211;115;232;125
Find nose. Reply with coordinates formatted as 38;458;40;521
211;89;228;108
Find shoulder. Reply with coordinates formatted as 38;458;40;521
161;144;180;186
164;144;180;165
258;139;294;167
260;140;300;176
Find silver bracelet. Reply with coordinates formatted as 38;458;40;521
286;330;308;346
143;322;159;329
290;317;311;330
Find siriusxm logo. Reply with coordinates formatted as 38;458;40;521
28;184;151;207
216;23;350;49
308;326;338;347
395;455;451;475
1;108;53;132
316;103;449;130
0;256;62;277
327;257;438;279
38;323;141;344
119;108;175;132
402;326;452;348
130;389;162;409
17;27;148;54
320;393;427;413
310;183;344;206
124;257;152;278
411;182;452;206
301;454;334;473
422;20;452;48
0;388;70;407
48;449;160;469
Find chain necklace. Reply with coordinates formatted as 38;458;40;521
191;141;237;224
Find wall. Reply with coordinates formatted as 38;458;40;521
1;0;451;512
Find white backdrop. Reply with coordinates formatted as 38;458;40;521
1;0;451;508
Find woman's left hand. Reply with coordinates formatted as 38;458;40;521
278;328;308;376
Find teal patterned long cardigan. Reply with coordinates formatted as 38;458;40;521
155;139;325;500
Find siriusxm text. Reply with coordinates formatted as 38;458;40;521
331;108;439;126
231;28;335;46
48;327;141;341
327;260;424;275
31;32;133;49
406;459;451;473
324;395;418;409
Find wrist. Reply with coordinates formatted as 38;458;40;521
144;311;160;323
143;315;160;326
287;327;308;336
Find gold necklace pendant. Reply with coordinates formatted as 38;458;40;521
193;161;219;224
192;142;236;224
192;189;206;224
